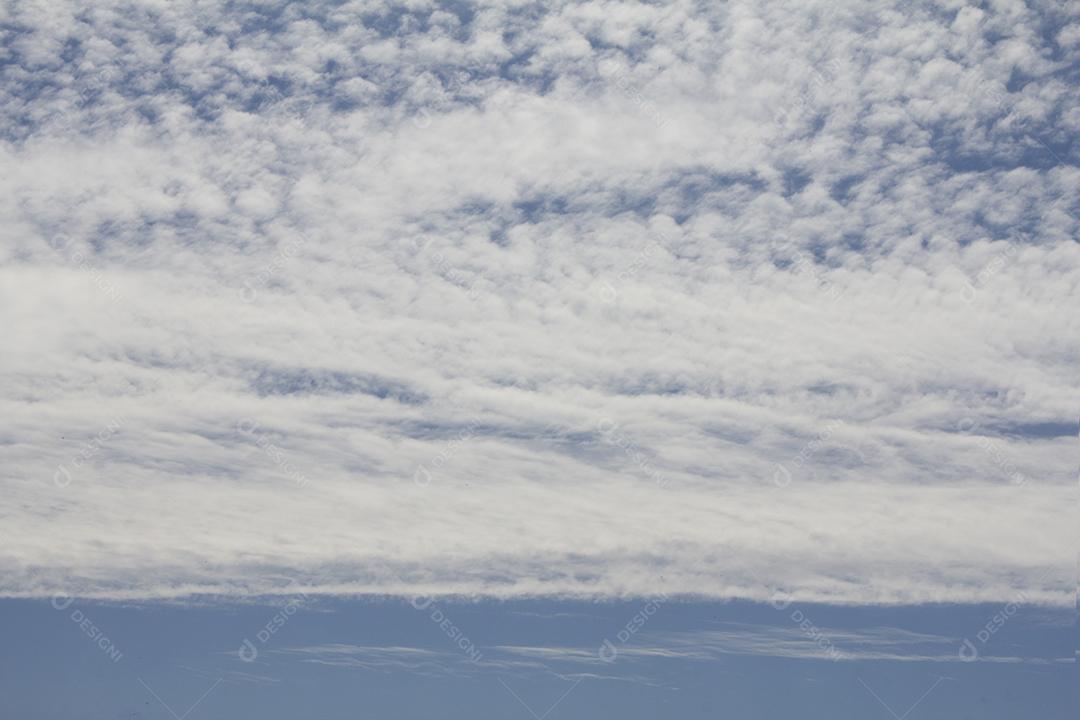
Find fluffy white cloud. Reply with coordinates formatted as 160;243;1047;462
0;0;1075;604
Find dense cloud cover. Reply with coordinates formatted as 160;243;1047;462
1;0;1076;604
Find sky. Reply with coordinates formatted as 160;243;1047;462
1;597;1076;719
0;0;1076;717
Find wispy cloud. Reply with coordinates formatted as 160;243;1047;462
273;620;1070;686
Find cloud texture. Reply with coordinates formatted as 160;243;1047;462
0;0;1077;604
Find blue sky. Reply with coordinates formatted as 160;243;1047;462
0;0;1077;716
3;597;1074;719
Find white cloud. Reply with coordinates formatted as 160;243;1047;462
0;0;1075;605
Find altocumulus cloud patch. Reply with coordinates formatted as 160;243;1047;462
0;0;1076;606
